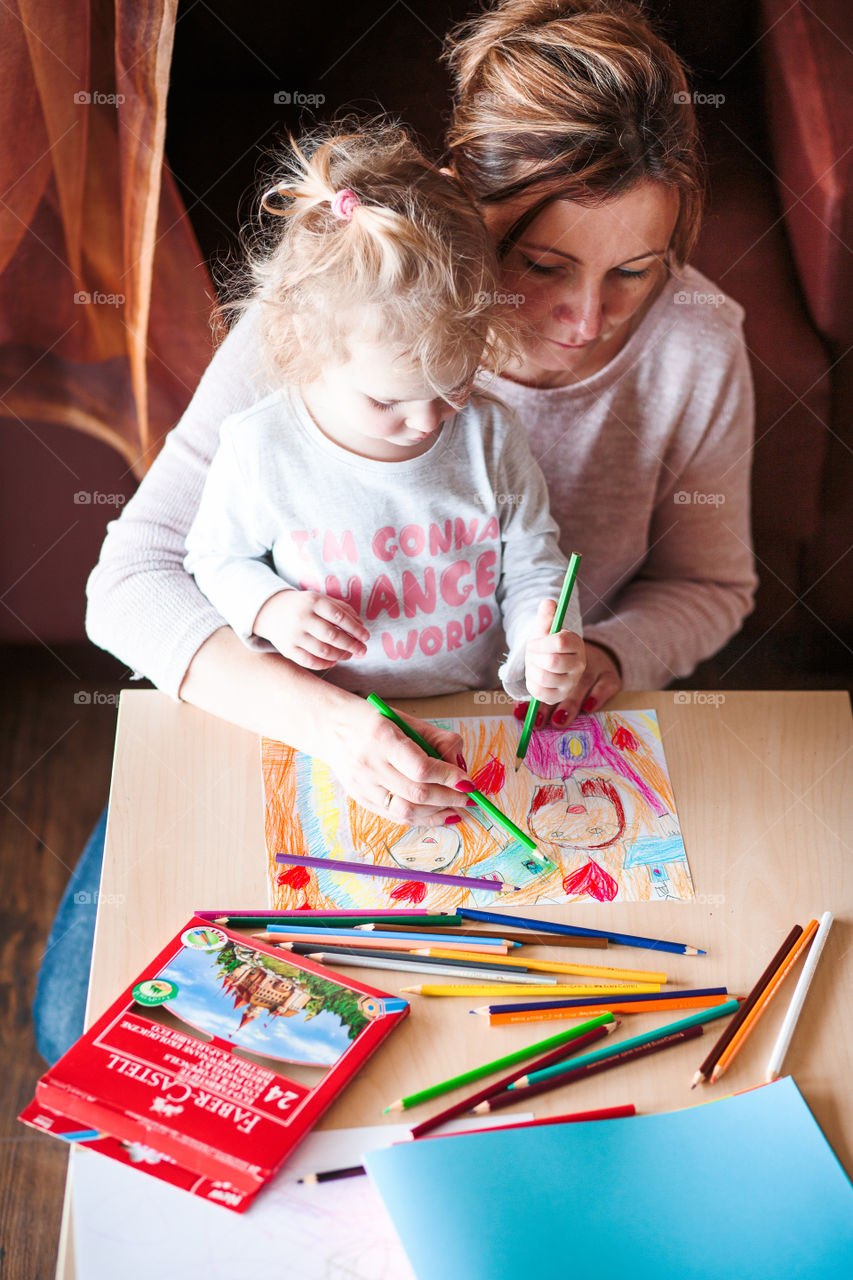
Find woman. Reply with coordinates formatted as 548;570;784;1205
37;0;754;1061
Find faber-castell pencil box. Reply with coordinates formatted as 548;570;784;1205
20;916;408;1211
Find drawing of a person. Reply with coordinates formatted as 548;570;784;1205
386;825;462;872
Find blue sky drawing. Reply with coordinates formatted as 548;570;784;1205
151;947;351;1066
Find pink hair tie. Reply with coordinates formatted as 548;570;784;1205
330;188;361;220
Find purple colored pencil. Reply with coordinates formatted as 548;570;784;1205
275;852;518;893
195;908;457;920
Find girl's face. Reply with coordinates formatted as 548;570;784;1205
493;181;679;387
387;825;462;872
301;336;472;462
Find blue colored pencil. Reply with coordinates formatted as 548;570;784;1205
456;907;705;955
472;987;729;1016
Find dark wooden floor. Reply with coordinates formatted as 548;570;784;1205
0;645;136;1280
0;634;849;1280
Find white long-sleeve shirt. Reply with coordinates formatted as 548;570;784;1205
182;386;574;699
86;263;756;695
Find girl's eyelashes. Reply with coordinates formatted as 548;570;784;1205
367;397;398;411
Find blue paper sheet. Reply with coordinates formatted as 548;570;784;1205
364;1078;853;1280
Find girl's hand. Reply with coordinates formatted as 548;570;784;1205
524;598;586;706
516;639;623;729
254;589;370;671
319;698;471;828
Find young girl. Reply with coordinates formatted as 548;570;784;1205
182;123;584;827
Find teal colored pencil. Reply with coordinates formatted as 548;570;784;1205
383;1012;615;1112
367;693;540;856
515;552;582;769
508;998;740;1088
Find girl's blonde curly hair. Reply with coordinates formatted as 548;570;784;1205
228;120;516;396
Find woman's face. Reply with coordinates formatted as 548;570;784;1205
494;181;679;386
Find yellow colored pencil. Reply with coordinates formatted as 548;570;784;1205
710;918;819;1084
414;948;666;984
400;983;661;997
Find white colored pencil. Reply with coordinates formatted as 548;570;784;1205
765;910;834;1082
303;952;558;985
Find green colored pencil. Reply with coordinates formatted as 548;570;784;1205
508;998;740;1088
382;1011;614;1112
515;552;582;769
367;692;540;856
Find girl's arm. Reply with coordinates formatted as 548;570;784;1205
85;307;467;822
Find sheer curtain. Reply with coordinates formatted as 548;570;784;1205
0;0;214;476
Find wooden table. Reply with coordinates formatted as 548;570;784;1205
57;689;853;1276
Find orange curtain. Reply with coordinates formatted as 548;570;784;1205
0;0;215;476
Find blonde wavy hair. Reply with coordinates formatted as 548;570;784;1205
444;0;704;263
229;121;515;394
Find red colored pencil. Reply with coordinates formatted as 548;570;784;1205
476;1025;704;1112
416;1104;637;1141
406;1023;617;1139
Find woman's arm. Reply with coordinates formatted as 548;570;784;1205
584;340;758;690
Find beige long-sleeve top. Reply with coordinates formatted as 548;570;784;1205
86;263;756;695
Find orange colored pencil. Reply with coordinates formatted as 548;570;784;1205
709;919;819;1083
487;995;732;1026
415;948;665;983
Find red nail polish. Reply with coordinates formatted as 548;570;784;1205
444;814;462;825
552;709;568;727
513;703;528;721
582;697;597;713
454;780;476;793
534;712;545;728
465;798;477;807
456;753;468;772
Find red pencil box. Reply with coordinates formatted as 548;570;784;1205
20;916;408;1211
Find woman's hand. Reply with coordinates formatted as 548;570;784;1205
318;696;472;828
516;638;623;729
254;589;369;670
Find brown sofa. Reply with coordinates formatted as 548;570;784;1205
2;0;850;681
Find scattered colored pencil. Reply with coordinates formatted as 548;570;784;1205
275;851;518;893
356;923;608;948
478;1026;705;1113
405;1026;617;1137
298;1165;365;1185
384;1013;616;1113
400;983;661;997
472;988;729;1018
366;692;542;858
691;925;802;1087
515;552;582;770
483;995;733;1026
414;948;666;983
456;907;704;956
303;951;558;985
260;933;510;955
766;911;834;1083
415;1104;636;1141
262;931;512;952
301;1099;634;1181
710;919;820;1084
201;911;459;927
291;944;556;981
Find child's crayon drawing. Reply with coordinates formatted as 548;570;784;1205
263;711;693;909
